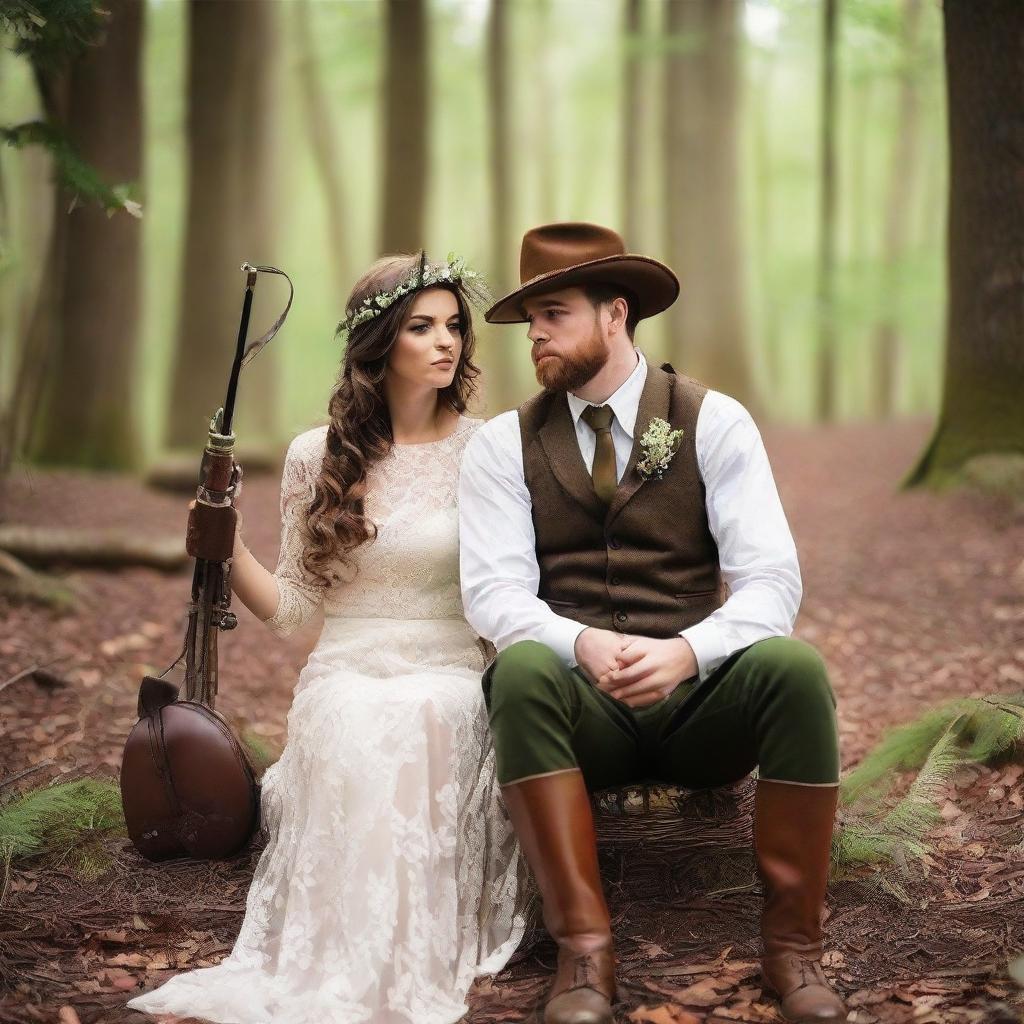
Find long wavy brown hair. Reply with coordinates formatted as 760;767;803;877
298;253;483;588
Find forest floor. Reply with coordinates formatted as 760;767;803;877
1;418;1023;1024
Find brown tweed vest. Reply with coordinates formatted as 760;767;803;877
518;359;724;639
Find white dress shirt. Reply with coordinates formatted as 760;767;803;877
458;347;803;682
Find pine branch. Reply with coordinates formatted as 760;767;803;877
832;694;1024;902
0;777;126;904
0;121;142;217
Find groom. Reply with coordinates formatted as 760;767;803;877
458;222;848;1024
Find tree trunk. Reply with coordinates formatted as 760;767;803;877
486;0;518;411
815;0;839;423
872;0;923;419
663;0;758;415
294;0;351;298
380;0;428;255
230;0;283;444
487;0;513;293
751;46;780;394
165;0;281;453
0;121;55;475
906;0;1024;487
0;524;187;571
849;76;874;271
4;177;66;475
28;0;143;470
533;0;557;221
621;0;643;249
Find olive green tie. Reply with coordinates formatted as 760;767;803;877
580;404;618;505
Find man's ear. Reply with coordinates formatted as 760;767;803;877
608;296;629;335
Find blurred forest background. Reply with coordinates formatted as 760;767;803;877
2;0;1017;490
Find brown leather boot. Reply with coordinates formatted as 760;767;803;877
501;769;616;1024
754;779;849;1023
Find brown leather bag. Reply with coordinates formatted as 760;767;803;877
119;263;292;862
120;674;261;860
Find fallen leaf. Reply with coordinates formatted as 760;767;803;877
106;952;150;967
939;799;964;821
676;977;731;1007
639;941;672;960
719;960;761;983
629;1006;701;1024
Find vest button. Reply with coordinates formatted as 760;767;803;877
610;575;621;586
615;611;628;623
608;537;621;549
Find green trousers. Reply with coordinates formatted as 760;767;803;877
482;636;840;790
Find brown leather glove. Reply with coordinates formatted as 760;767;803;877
186;459;244;562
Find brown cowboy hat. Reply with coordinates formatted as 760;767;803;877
483;221;680;324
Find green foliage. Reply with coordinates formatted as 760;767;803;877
831;821;929;902
1;120;141;216
832;694;1024;900
842;0;942;81
1;0;109;72
840;695;1024;807
1;2;141;218
0;776;127;898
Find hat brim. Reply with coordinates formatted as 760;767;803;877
483;254;680;324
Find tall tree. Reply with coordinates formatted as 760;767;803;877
662;0;757;414
872;0;923;419
0;1;136;473
295;0;352;300
847;74;874;271
906;0;1024;486
229;0;283;445
750;41;780;393
487;0;512;290
29;0;144;469
815;0;839;422
532;0;557;221
379;0;428;255
165;0;282;452
621;0;643;249
485;0;518;411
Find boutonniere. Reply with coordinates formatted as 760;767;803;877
636;417;685;481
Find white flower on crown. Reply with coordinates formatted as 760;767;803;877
337;253;484;335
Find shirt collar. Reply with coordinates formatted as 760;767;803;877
566;348;648;440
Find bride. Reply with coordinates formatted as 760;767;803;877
126;251;532;1024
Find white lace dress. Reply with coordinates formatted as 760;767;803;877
126;413;532;1024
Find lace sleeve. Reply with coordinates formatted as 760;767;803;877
262;430;329;640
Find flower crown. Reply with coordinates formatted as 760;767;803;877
337;251;492;335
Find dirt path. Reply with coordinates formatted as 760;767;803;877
1;419;1022;1024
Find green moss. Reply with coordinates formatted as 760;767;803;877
904;401;1024;493
239;729;281;777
